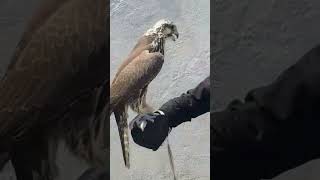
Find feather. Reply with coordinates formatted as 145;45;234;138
0;0;108;179
110;19;178;172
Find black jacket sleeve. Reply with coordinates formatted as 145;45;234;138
159;76;210;127
212;45;320;180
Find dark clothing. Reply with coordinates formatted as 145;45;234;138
131;45;320;179
77;168;109;180
130;77;210;151
156;45;320;179
159;76;210;127
212;45;320;179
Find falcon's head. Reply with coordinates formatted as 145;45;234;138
145;19;179;41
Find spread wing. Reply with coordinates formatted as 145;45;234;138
0;0;107;141
110;51;164;168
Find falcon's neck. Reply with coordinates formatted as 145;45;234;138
144;32;165;55
150;36;165;55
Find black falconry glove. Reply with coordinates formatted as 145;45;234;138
130;110;169;151
130;77;210;150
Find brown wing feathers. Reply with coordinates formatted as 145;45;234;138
110;33;164;168
0;0;108;179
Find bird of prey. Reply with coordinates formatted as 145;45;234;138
0;0;108;179
110;19;179;169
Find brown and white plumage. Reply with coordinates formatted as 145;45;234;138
0;0;108;179
110;19;179;168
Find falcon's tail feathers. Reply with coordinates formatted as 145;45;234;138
114;108;130;168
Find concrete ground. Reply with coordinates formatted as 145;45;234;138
110;0;210;179
2;0;319;179
0;0;210;179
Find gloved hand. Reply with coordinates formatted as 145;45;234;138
129;111;170;151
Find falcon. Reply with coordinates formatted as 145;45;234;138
110;19;179;168
0;0;108;179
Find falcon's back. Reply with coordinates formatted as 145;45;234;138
0;0;107;138
112;35;155;84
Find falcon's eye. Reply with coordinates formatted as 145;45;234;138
164;24;172;28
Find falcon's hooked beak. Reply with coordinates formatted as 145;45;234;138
171;31;179;41
170;26;179;41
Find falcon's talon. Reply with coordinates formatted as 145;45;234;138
139;120;147;131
